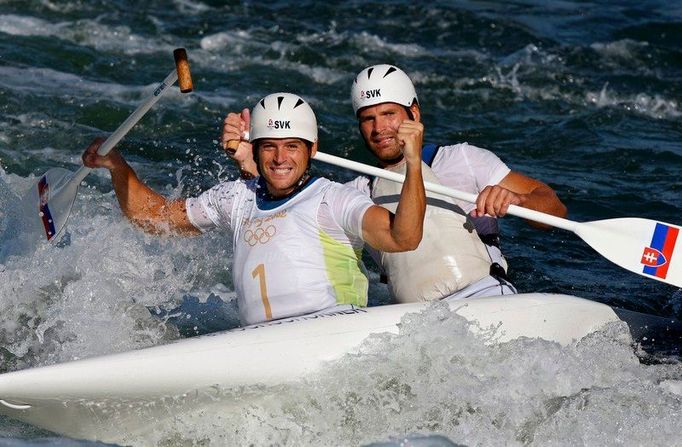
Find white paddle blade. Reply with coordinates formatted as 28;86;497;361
21;167;79;243
576;218;682;287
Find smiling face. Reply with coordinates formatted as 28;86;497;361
357;102;420;167
256;138;317;197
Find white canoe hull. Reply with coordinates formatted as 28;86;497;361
0;293;660;442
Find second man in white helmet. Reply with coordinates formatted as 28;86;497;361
349;64;567;302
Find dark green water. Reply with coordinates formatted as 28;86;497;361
0;1;681;446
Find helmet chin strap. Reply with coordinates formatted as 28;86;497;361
295;169;311;188
281;153;313;197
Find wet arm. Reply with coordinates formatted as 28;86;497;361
475;171;567;229
82;138;199;235
108;161;199;235
361;120;426;252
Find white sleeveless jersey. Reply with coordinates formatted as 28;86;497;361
186;177;373;325
347;141;511;280
371;161;493;303
427;143;510;270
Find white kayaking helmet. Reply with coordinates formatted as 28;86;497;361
351;64;418;115
249;92;318;144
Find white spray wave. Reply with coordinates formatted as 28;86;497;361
105;302;682;447
0;169;237;371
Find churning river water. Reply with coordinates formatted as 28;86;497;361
0;1;681;446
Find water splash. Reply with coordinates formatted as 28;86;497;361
0;172;236;373
587;82;681;120
111;301;681;447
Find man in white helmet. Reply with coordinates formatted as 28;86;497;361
346;64;567;303
83;92;426;326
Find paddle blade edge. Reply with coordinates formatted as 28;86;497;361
575;218;682;288
22;168;79;243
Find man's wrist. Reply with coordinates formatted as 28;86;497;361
238;160;257;179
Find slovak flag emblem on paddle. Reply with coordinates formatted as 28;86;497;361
641;247;665;267
641;223;679;279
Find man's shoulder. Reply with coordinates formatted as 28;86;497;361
317;177;373;209
322;177;369;196
432;142;488;155
431;142;498;166
342;175;371;195
198;177;257;199
296;177;340;199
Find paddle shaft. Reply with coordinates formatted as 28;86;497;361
313;151;578;232
69;69;179;185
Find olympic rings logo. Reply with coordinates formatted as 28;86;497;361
243;225;277;246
